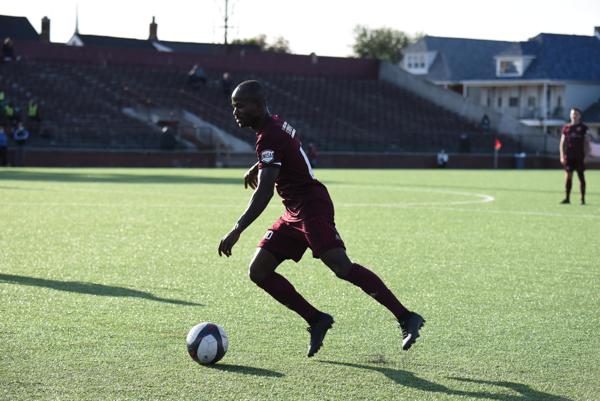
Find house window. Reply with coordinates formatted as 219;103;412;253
405;53;427;73
497;97;503;108
499;60;518;74
509;97;519;107
527;97;536;107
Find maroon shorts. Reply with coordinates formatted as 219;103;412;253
258;215;345;262
564;158;585;173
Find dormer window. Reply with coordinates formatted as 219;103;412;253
403;51;436;75
496;55;535;77
499;60;518;74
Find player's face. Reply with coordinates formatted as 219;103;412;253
231;97;261;128
570;109;581;124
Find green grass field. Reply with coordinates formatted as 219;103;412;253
1;167;599;401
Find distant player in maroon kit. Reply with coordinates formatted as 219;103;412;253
559;107;590;205
218;80;424;357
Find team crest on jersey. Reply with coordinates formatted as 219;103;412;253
261;149;275;163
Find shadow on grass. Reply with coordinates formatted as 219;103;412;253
0;273;202;306
209;363;284;378
320;361;572;401
0;170;242;185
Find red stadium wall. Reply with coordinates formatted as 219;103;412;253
14;40;379;79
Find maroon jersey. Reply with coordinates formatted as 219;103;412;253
562;123;589;160
256;115;333;222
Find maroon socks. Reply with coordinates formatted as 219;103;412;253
256;272;320;324
342;263;409;320
255;264;409;324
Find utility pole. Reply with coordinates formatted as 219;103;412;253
223;0;229;46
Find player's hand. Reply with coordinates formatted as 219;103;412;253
560;156;565;166
218;228;241;257
244;165;259;190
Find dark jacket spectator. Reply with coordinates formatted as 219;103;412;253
2;37;15;62
187;64;207;88
13;123;29;166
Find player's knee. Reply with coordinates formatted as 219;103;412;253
248;265;267;284
326;260;352;278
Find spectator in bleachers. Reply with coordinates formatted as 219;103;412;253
2;37;15;63
160;126;177;150
0;126;8;166
480;114;491;132
221;72;233;96
4;102;20;126
308;142;319;168
436;149;448;168
187;64;207;88
0;89;5;108
13;122;29;166
27;99;41;122
459;133;471;153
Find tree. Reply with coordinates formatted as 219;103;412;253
231;34;268;49
266;36;290;53
231;35;290;54
352;25;421;63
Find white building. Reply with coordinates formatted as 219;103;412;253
402;28;600;136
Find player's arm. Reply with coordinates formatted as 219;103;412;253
584;130;591;161
235;167;278;232
244;162;260;189
218;167;279;257
559;134;566;165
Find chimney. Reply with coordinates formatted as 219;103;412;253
595;26;600;40
40;16;50;42
149;16;158;41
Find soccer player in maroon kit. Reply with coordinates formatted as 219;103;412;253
218;81;424;357
559;108;591;205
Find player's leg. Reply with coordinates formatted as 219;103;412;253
249;247;321;326
320;247;410;320
254;220;333;357
576;163;586;205
319;247;425;350
562;169;573;204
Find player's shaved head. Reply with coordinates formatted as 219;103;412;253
232;80;266;103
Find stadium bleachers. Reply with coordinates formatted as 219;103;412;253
1;58;521;152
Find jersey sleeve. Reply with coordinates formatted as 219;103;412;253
256;135;284;169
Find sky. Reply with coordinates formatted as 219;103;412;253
2;0;600;57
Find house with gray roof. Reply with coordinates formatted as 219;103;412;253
402;29;600;136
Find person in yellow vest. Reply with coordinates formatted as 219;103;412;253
27;99;41;122
4;102;16;124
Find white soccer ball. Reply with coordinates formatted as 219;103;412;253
186;322;228;365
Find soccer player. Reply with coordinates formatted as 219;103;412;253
218;80;424;357
559;108;591;205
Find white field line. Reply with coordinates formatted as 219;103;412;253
3;185;600;219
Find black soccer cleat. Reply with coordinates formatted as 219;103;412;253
581;199;585;205
560;198;570;204
307;313;334;357
398;312;425;351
